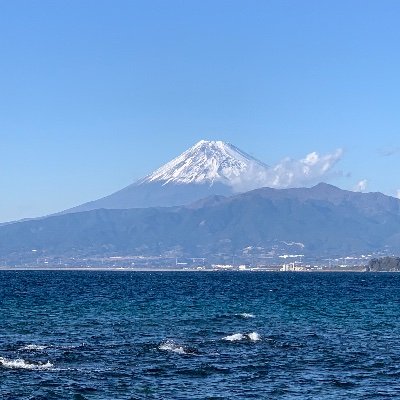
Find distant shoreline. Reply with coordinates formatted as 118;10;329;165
0;266;369;272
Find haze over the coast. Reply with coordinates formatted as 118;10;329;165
2;1;400;222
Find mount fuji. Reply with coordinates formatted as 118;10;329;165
66;140;270;213
5;140;400;264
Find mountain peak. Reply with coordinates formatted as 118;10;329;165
312;182;343;192
139;140;269;188
61;140;271;214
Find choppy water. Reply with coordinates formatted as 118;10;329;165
1;271;400;399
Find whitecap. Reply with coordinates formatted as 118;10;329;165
247;332;261;341
223;332;261;342
223;333;245;341
20;344;47;351
237;313;255;319
0;357;53;370
60;343;86;350
158;340;187;355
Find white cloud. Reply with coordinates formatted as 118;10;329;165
232;148;344;191
353;179;368;192
396;189;400;199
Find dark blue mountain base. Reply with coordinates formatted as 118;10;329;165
1;183;400;263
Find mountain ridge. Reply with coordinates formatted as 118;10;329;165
2;183;400;264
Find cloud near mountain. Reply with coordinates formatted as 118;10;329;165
354;179;368;192
231;148;344;192
63;141;345;214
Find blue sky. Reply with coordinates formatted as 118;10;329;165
1;0;400;222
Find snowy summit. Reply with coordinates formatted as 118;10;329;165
64;140;271;213
139;140;270;189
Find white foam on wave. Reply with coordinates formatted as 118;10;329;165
60;343;86;350
0;357;53;370
223;332;261;342
238;313;255;318
20;344;47;351
247;332;261;341
223;333;246;341
158;340;187;355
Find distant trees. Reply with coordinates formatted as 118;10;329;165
367;257;400;272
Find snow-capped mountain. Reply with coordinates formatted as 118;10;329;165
64;140;270;213
139;140;269;187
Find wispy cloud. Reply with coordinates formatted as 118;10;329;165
378;146;400;157
233;148;344;191
353;179;368;192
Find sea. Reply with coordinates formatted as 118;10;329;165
1;271;400;399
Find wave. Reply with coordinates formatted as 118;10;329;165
247;332;261;341
223;332;261;342
0;357;53;370
20;344;47;351
237;313;255;319
223;333;246;341
158;340;198;355
19;343;85;352
159;340;187;354
60;343;87;350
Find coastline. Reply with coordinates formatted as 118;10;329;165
0;266;368;272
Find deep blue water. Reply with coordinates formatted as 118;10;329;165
1;271;400;399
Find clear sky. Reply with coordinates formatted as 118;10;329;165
1;0;400;222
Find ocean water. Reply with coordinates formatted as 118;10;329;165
1;271;400;399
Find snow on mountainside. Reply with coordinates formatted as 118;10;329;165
138;140;269;188
62;140;270;213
